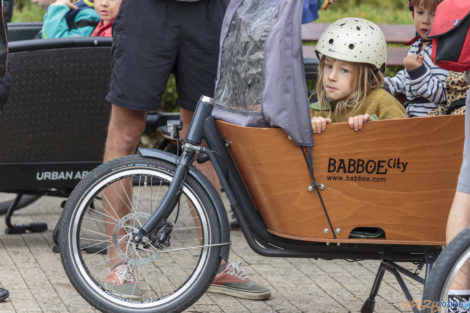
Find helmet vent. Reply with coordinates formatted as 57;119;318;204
314;17;386;71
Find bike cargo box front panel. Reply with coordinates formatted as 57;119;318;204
217;115;464;245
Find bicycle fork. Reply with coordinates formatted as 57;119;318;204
131;96;215;246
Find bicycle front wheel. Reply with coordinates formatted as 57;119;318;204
423;226;470;313
60;155;222;313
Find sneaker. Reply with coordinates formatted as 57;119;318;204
105;263;142;299
208;262;271;300
0;288;9;302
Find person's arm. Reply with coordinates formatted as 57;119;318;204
376;91;407;119
383;44;422;96
42;5;99;38
407;55;449;105
383;69;408;96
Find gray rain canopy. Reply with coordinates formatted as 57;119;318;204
212;0;314;147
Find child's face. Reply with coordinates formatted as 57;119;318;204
94;0;122;25
31;0;55;10
322;57;354;102
413;5;435;39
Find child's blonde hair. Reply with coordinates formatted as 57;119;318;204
412;0;442;12
316;56;384;120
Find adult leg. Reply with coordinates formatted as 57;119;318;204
446;191;470;291
179;108;220;191
103;105;146;163
447;192;470;244
101;0;189;299
446;81;470;293
179;108;270;300
103;105;146;267
174;0;270;300
101;105;146;298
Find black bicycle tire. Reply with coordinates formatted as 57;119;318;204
60;154;222;313
422;226;470;313
0;194;41;215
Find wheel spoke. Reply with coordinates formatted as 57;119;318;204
62;158;220;312
81;227;112;239
88;207;119;223
119;179;137;214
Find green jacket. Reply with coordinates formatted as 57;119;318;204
310;88;407;122
41;3;99;39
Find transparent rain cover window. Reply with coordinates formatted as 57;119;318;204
213;0;314;146
214;1;280;113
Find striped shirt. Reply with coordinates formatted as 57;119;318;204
383;39;449;117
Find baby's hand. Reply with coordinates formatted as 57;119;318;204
348;114;370;131
311;116;332;134
403;54;424;71
54;0;78;9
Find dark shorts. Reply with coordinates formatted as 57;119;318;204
106;0;229;112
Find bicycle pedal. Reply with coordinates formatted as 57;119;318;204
4;223;47;234
26;223;48;233
4;225;27;234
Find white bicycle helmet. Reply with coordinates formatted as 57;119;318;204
315;17;387;72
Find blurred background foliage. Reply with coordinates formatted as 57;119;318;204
12;0;45;22
317;0;412;24
11;0;412;113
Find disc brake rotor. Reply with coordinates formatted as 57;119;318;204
113;212;159;266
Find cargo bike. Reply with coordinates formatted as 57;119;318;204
58;1;465;312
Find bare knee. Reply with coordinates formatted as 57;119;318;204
104;105;147;162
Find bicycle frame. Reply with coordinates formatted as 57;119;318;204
136;96;439;263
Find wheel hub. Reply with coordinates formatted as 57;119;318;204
113;212;160;266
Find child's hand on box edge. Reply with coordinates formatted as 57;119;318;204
311;116;332;134
348;113;370;131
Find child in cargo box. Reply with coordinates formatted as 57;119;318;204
310;17;407;134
